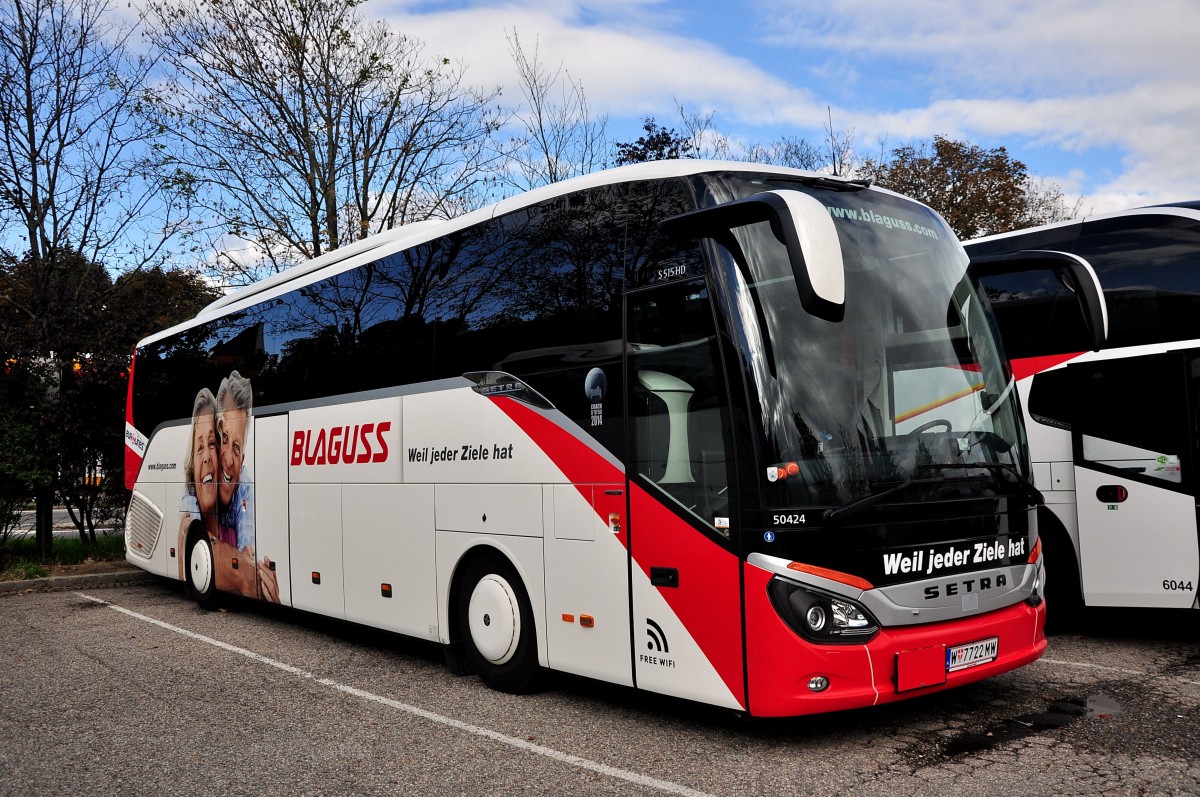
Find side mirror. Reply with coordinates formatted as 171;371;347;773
968;249;1109;350
658;190;845;322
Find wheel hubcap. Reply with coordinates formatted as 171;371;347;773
190;539;212;594
468;574;519;665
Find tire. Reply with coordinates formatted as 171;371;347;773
457;554;540;694
185;528;219;611
1040;518;1083;633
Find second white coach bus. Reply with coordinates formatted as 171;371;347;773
124;160;1049;717
966;203;1200;617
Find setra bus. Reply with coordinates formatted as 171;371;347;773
124;160;1049;717
966;203;1200;617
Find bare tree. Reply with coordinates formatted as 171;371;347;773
0;0;183;274
0;0;185;559
504;29;608;190
1022;175;1088;226
674;102;730;161
743;136;824;171
823;107;856;177
672;102;851;174
145;0;503;284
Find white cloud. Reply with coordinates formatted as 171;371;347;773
377;0;828;127
753;0;1200;207
379;0;1200;209
757;0;1200;95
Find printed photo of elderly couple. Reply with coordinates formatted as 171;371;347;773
178;370;279;602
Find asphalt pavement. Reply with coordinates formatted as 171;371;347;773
6;581;1200;796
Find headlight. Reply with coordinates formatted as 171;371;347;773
805;604;827;632
831;596;873;630
1026;569;1044;608
767;577;880;644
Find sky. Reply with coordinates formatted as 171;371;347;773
377;0;1200;216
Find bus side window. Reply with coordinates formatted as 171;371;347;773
978;270;1091;359
1027;368;1075;430
1071;224;1200;348
1073;354;1186;486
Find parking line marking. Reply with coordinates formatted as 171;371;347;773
1038;658;1148;677
1035;657;1200;688
78;593;714;797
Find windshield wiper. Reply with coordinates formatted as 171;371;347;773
934;462;1044;505
822;477;944;523
821;460;1042;524
796;175;873;192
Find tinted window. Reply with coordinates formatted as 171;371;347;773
628;279;733;536
134;179;702;463
1072;222;1200;348
1026;367;1074;429
1074;353;1187;488
978;269;1093;358
978;218;1200;357
134;311;269;434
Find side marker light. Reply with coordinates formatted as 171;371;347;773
787;561;874;591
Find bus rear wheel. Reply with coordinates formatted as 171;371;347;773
185;529;219;611
458;554;540;694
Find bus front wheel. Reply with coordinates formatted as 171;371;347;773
457;554;540;694
1040;515;1083;632
185;529;219;611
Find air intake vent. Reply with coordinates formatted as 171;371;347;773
126;492;163;559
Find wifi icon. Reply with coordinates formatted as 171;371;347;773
646;618;669;653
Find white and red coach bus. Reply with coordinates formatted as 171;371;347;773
967;203;1200;618
123;161;1049;717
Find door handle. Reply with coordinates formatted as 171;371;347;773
650;567;679;588
1096;485;1128;503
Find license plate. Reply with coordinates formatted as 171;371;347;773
946;637;998;672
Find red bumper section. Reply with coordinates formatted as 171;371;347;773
744;563;1047;718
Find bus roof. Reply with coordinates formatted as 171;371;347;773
142;160;879;348
966;202;1200;254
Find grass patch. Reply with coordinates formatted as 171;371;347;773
1;531;125;569
1;559;49;580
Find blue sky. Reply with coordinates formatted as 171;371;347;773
380;0;1200;216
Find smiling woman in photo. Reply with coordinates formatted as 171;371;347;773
177;388;221;579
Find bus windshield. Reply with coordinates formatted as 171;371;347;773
702;174;1030;511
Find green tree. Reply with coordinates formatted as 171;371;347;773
0;0;187;557
0;250;217;550
0;358;51;558
58;266;219;543
861;135;1080;239
0;247;109;557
